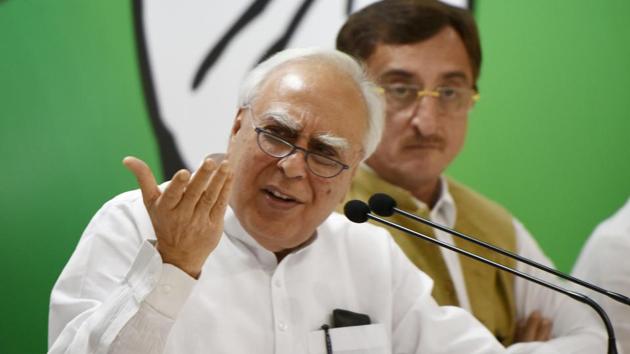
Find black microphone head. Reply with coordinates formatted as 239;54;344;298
368;193;397;217
344;200;371;223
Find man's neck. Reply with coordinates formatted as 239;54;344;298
410;178;441;209
273;232;318;263
362;163;441;209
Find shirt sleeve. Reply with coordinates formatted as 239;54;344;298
507;218;606;354
108;263;196;354
47;192;196;354
387;231;507;354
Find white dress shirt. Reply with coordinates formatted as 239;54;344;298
48;188;508;354
573;197;630;354
412;176;606;354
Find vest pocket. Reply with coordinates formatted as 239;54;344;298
307;323;390;354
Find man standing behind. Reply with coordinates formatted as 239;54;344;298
337;0;605;352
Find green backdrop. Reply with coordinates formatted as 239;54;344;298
1;1;628;353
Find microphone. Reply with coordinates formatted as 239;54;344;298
345;200;371;223
368;193;630;308
344;199;619;354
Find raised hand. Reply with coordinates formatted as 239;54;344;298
123;156;233;278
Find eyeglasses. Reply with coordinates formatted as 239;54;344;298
377;84;480;113
250;117;350;178
254;127;349;178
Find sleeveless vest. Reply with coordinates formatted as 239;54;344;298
340;167;518;345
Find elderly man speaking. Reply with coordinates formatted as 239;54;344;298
48;48;507;354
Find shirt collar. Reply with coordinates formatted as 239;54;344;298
223;206;260;250
359;163;457;228
432;176;457;228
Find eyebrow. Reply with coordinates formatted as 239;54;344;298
379;69;415;81
259;111;302;132
313;133;349;151
442;71;470;83
259;109;350;152
380;69;471;85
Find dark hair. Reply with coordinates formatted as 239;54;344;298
336;0;482;88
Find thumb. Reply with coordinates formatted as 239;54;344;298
123;156;161;206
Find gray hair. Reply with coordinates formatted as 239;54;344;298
237;47;385;159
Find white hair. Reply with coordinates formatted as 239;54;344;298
237;47;385;159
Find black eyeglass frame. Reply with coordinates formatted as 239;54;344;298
253;126;350;178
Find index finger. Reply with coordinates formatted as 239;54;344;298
161;169;191;209
177;158;218;214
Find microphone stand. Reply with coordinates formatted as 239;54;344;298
378;200;630;307
359;209;618;354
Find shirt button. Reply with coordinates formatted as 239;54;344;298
278;321;288;331
274;279;282;288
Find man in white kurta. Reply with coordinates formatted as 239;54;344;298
48;48;508;354
49;200;505;354
573;198;630;354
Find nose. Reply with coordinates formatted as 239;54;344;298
409;96;442;135
277;150;308;179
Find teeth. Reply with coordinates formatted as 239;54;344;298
270;189;293;201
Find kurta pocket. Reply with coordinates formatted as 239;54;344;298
307;323;390;354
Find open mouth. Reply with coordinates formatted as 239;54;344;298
262;187;301;205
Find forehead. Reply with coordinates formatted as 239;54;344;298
252;61;369;147
367;27;474;85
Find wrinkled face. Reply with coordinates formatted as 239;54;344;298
227;61;368;252
365;26;476;200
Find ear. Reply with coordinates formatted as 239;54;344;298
346;148;365;178
227;108;245;156
230;108;245;140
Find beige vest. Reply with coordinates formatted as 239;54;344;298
341;168;518;345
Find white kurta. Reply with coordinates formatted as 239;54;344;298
573;197;630;354
48;188;507;354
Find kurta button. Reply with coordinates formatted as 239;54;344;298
161;284;172;294
274;279;282;287
278;321;287;331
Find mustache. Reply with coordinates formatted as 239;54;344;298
402;134;446;149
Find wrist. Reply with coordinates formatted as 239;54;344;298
156;244;203;279
165;261;201;279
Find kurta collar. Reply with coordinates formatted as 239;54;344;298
222;206;319;268
358;164;457;228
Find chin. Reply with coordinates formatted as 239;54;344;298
252;210;299;234
254;224;305;252
402;155;444;171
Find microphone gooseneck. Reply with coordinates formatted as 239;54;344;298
344;198;619;354
368;193;630;308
